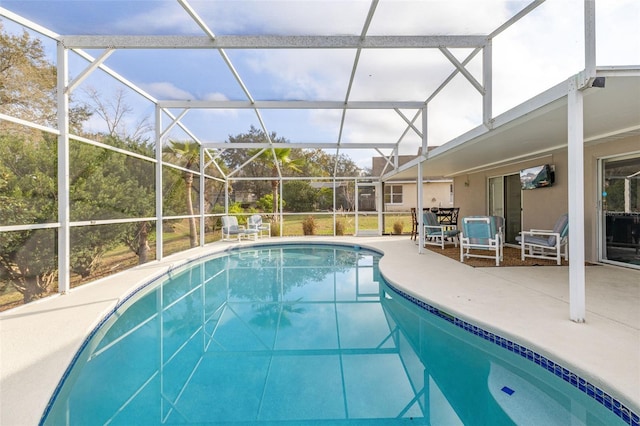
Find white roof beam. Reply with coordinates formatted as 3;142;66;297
160;108;201;144
394;108;423;139
0;7;60;39
177;0;216;40
335;0;380;176
439;47;484;95
59;35;488;50
427;48;481;103
488;0;546;39
157;100;425;109
160;109;189;139
66;48;114;94
227;148;268;178
203;142;397;149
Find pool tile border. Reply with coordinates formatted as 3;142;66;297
384;282;639;426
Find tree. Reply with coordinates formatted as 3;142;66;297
0;134;58;302
84;87;152;142
82;87;156;264
164;141;200;248
301;149;361;178
259;147;305;215
0;23;90;134
238;128;305;215
0;25;92;303
220;126;273;202
282;180;318;212
0;23;55;126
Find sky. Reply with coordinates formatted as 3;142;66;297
1;0;639;170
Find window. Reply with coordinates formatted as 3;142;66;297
384;185;403;204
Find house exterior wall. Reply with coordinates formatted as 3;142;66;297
383;181;453;212
452;135;640;263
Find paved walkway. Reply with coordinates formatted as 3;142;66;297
1;236;638;425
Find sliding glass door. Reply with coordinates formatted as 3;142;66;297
489;174;521;244
600;154;640;267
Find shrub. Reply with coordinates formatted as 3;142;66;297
302;216;317;235
270;221;280;237
393;220;404;235
335;220;345;236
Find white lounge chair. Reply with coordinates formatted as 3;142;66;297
247;214;271;238
221;216;258;241
460;216;504;266
516;213;568;265
423;211;460;249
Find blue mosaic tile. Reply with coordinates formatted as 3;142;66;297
384;281;639;426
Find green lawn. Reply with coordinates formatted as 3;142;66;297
1;212;412;310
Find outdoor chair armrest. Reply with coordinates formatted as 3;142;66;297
520;230;559;237
424;224;453;234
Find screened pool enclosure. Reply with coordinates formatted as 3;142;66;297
1;0;638;311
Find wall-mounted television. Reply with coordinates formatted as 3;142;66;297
520;164;555;190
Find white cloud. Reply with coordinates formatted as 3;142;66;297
202;92;230;102
139;82;194;100
113;2;203;34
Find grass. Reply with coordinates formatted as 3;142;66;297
0;212;411;311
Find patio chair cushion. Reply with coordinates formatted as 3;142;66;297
516;213;568;247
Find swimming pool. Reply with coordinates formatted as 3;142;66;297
41;244;628;425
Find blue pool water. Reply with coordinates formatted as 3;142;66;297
42;244;628;425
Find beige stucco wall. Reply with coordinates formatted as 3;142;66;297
453;135;640;263
384;181;453;212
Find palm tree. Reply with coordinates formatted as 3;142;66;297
164;140;200;247
250;147;304;217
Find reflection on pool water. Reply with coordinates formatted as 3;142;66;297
42;245;625;425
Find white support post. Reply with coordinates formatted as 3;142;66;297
333;179;337;236
584;0;596;79
482;39;493;127
418;106;427;254
279;179;283;234
567;78;586;323
417;161;424;254
421;106;428;155
199;144;205;247
155;106;164;261
57;43;70;294
355;180;359;236
224;178;229;214
376;182;383;235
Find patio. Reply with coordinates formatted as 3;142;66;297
1;236;638;425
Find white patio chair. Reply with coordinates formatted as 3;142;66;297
423;211;460;249
460;216;504;266
247;214;271;238
221;216;258;241
516;213;568;265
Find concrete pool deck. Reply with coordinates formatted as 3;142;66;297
1;236;639;425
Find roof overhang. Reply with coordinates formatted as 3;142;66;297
384;67;640;181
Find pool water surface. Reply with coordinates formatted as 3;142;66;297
42;244;625;425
